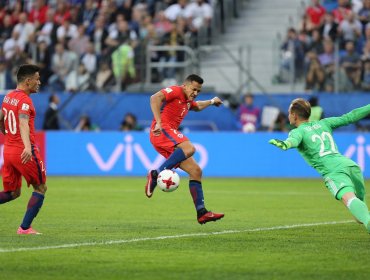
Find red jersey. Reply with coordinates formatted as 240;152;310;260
333;7;351;23
1;89;36;152
306;5;326;25
28;6;49;24
152;86;197;130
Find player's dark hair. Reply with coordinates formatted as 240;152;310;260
185;74;204;84
291;98;311;120
16;64;40;83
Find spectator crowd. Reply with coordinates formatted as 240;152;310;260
279;0;370;93
0;0;215;92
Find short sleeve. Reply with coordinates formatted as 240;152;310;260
161;86;179;102
18;97;32;116
190;100;197;109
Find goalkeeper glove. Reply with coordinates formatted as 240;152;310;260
269;139;288;150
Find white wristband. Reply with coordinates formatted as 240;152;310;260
210;99;215;105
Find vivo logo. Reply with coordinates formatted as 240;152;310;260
344;135;370;171
87;135;209;172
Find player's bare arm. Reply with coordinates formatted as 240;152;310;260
19;114;32;164
194;97;223;111
0;110;5;134
150;90;165;136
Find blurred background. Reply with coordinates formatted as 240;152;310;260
1;0;370;177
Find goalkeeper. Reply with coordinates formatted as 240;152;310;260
269;98;370;234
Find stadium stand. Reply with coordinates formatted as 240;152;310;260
199;0;306;94
1;1;370;132
0;0;249;92
276;0;370;94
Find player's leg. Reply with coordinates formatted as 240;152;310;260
347;166;370;232
326;173;370;233
146;129;192;198
0;191;13;203
146;143;191;198
179;156;204;210
17;149;47;235
179;157;224;224
18;183;47;234
339;190;370;233
0;187;21;204
157;141;194;172
350;165;367;203
1;157;23;204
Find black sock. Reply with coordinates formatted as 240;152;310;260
197;208;208;218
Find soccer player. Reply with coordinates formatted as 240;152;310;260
269;98;370;233
145;74;225;224
0;64;47;235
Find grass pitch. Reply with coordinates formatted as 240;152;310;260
0;177;369;280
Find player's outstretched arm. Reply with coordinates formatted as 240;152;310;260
194;97;223;111
324;104;370;129
269;139;291;150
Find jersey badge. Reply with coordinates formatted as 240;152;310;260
22;103;30;111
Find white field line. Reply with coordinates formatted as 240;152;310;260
0;220;354;253
116;189;330;196
205;191;328;196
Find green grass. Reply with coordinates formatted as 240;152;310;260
0;177;369;280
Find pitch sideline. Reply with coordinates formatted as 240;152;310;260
0;220;354;253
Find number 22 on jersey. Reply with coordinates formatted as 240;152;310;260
311;132;337;157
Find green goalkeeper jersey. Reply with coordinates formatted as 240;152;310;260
285;104;370;176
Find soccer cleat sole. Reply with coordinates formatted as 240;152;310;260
198;214;225;225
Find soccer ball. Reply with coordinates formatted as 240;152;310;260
242;122;256;133
157;169;180;192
